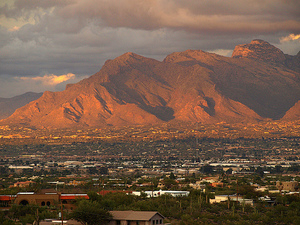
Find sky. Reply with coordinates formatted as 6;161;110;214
0;0;299;98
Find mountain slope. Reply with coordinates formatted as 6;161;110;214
282;100;300;121
1;40;299;129
164;45;300;119
0;92;43;120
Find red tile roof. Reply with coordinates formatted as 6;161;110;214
0;196;12;201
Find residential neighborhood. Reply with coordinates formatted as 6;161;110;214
1;135;300;224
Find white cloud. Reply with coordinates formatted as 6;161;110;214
272;33;300;55
280;33;300;42
19;73;75;86
0;73;87;98
208;49;233;57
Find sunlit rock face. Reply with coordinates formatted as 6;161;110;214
1;40;299;129
232;39;286;63
282;100;300;121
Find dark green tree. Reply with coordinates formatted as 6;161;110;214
99;167;108;175
169;172;176;179
8;204;56;225
70;200;112;225
87;191;102;202
201;165;213;174
0;211;16;225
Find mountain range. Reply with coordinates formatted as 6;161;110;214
1;40;299;129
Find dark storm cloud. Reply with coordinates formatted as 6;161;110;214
0;0;299;97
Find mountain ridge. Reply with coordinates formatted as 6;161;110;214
0;92;43;120
1;40;299;129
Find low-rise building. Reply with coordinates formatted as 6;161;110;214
0;190;88;208
210;195;253;206
189;182;205;190
131;190;189;198
210;182;224;188
9;181;35;188
276;181;299;192
109;211;165;225
14;191;60;207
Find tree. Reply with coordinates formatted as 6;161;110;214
88;167;98;175
87;191;101;202
163;179;178;189
99;167;108;175
256;166;264;177
0;211;16;225
201;165;213;174
8;204;56;224
226;168;233;175
70;200;112;225
169;172;176;179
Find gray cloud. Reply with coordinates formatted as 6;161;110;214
52;0;300;34
0;0;299;97
2;0;299;33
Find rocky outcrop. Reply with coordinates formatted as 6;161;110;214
232;39;286;63
232;39;300;72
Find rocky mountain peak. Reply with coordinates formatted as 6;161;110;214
232;39;286;63
163;49;218;64
104;52;159;71
249;39;270;45
115;52;148;62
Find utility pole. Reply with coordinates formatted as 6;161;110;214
61;201;64;225
227;195;230;209
190;198;193;215
236;177;239;203
35;208;39;225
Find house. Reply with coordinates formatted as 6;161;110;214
189;181;205;190
210;182;224;188
0;195;12;208
1;190;89;208
14;191;60;206
131;190;189;198
9;181;35;188
276;181;299;192
210;195;253;206
157;182;165;189
201;176;220;183
109;211;165;225
67;180;86;186
60;193;89;210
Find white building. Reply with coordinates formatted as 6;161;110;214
131;190;189;198
210;195;253;206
